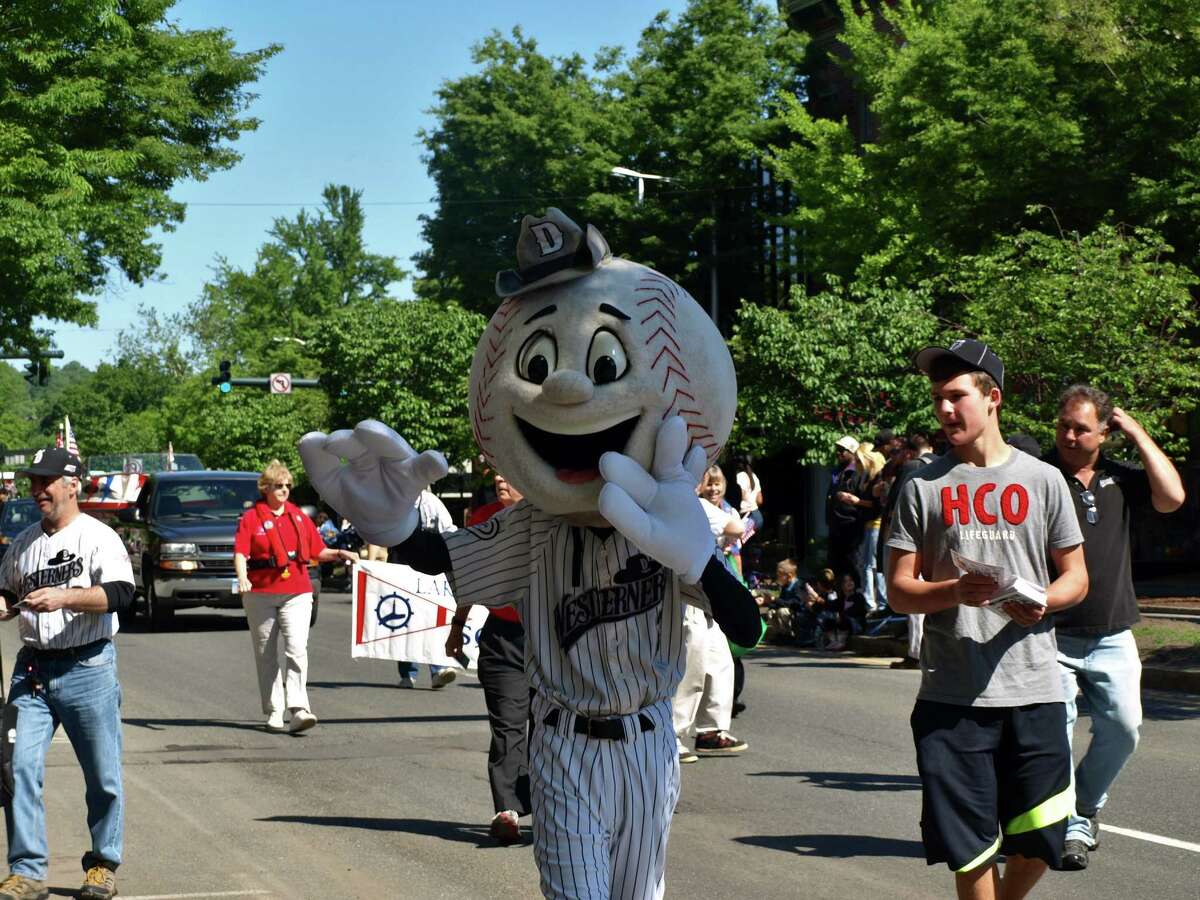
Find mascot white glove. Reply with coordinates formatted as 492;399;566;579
597;416;715;584
298;420;448;548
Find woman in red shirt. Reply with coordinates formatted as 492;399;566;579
234;460;356;733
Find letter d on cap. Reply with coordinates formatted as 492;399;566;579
531;222;564;256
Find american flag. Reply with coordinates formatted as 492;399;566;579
63;415;79;456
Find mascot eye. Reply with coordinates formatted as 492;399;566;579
517;331;557;385
587;329;629;385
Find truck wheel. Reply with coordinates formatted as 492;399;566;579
146;572;175;631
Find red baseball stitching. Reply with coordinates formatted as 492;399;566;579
473;297;518;464
639;275;719;464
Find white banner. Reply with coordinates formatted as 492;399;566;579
350;560;488;669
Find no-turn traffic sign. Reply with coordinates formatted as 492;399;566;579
270;372;293;394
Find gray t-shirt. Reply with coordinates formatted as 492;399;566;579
887;449;1083;707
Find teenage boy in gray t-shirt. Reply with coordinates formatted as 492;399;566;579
886;340;1088;900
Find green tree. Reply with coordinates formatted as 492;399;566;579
730;280;939;460
769;0;1200;284
0;0;279;355
188;185;405;367
308;299;486;466
414;28;620;311
949;224;1200;455
0;363;38;449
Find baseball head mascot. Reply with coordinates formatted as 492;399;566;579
300;209;762;899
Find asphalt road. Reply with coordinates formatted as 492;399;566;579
3;593;1198;899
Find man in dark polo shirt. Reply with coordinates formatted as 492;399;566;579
1046;384;1185;871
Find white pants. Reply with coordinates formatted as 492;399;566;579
907;613;924;661
672;606;734;740
243;592;313;715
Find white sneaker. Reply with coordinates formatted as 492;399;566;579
266;712;287;733
288;708;318;733
398;674;415;689
431;669;457;690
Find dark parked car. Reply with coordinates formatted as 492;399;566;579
0;499;40;561
114;471;320;630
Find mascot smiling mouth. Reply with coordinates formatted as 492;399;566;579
516;415;641;484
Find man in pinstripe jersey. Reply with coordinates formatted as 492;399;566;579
0;448;135;900
301;210;762;900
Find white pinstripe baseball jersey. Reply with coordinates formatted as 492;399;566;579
443;500;711;718
0;512;134;649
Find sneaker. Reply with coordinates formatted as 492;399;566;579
890;657;920;669
0;874;49;900
265;711;287;733
1088;816;1101;850
490;810;521;845
398;674;415;689
693;730;748;756
288;708;318;733
679;747;699;764
1061;838;1089;871
431;668;457;690
79;865;117;900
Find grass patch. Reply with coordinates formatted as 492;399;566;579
1133;620;1200;650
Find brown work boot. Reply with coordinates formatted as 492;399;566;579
79;865;118;900
0;873;49;900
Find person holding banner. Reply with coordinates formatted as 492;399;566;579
234;460;355;734
397;491;459;689
445;472;531;845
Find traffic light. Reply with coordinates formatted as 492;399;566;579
22;360;47;386
212;360;232;393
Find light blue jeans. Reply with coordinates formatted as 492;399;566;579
1057;629;1142;846
397;662;446;679
6;641;124;879
859;525;887;611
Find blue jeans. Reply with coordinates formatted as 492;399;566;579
1057;629;1142;845
859;525;887;610
6;641;124;879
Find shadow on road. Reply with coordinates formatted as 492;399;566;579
258;814;524;848
747;770;921;792
736;833;925;859
123;713;488;731
307;680;402;690
1140;690;1200;721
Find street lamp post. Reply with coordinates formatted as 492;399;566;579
610;166;671;206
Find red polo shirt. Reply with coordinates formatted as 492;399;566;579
234;505;323;594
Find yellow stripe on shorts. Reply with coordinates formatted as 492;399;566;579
956;835;1002;873
1005;786;1074;835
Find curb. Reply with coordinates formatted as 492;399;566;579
846;636;1200;696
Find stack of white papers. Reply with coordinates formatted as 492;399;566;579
951;549;1047;614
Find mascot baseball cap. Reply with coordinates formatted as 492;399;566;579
495;207;612;298
914;339;1005;392
18;447;84;478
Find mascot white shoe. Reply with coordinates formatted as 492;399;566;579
300;209;761;900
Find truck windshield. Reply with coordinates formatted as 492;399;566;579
154;480;261;519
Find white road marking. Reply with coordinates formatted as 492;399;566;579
1101;824;1200;853
121;892;272;899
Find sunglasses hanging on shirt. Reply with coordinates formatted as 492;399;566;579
1078;489;1099;525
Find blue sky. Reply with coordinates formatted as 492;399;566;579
52;0;688;368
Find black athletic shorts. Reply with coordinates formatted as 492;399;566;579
910;699;1072;872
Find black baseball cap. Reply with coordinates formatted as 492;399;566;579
18;447;84;478
914;339;1005;392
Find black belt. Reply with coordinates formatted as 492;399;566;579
542;707;654;741
25;639;109;659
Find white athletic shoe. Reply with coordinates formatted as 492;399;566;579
431;669;457;690
288;708;318;733
398;674;415;689
265;711;287;733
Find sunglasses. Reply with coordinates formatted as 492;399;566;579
271;482;292;490
1078;489;1098;525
